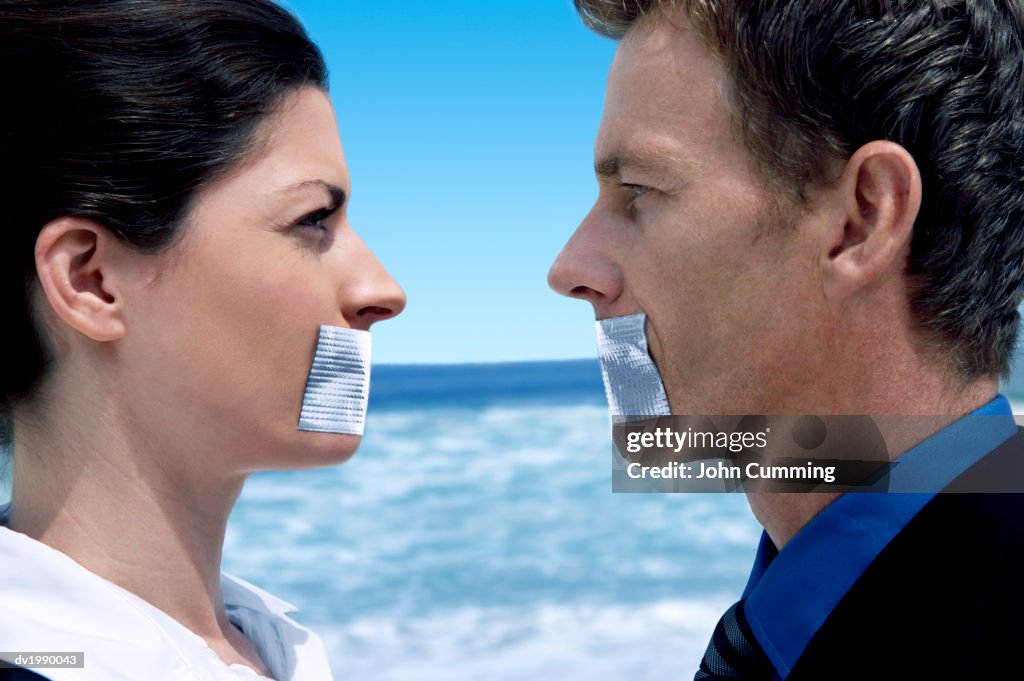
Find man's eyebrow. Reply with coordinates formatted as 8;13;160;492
594;153;674;179
276;179;347;207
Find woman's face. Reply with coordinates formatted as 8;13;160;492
120;86;405;473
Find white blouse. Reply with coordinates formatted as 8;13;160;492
0;517;335;681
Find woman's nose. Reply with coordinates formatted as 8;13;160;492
339;230;406;329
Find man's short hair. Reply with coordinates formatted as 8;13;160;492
575;0;1024;382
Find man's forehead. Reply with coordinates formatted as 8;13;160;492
597;18;728;171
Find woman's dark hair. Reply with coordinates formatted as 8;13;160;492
0;0;328;437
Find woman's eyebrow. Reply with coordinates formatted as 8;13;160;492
276;179;347;207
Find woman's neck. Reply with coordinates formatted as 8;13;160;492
7;399;254;660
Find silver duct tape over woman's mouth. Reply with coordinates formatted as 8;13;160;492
298;324;372;436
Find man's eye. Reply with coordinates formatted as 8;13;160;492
622;183;651;199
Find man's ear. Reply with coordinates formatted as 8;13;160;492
821;141;922;300
34;217;131;342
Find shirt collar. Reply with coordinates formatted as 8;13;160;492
742;394;1016;679
222;572;298;619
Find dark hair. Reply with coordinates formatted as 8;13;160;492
0;0;328;435
574;0;1024;381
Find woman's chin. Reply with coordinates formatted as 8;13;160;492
275;432;363;469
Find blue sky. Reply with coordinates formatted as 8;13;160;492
282;0;618;364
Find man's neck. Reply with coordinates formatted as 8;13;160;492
746;376;999;550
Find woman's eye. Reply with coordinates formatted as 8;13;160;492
296;208;334;233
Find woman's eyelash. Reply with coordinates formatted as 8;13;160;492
297;204;341;231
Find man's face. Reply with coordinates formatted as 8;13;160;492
549;19;831;415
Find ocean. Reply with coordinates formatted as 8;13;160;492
222;360;761;680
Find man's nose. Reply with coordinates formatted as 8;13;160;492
547;209;624;313
339;230;406;330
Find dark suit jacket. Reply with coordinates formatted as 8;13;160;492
0;669;51;680
788;428;1024;679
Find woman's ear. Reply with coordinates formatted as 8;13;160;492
34;217;131;342
821;141;922;300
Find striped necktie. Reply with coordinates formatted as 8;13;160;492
695;600;775;680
